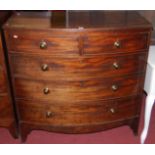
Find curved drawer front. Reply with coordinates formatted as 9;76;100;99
17;96;140;126
6;29;149;56
6;29;79;55
10;53;147;80
84;31;149;55
0;67;7;93
14;75;144;102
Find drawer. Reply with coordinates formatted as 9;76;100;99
0;67;7;93
5;29;79;55
83;31;149;55
14;75;144;102
0;95;13;119
10;53;147;80
17;96;140;126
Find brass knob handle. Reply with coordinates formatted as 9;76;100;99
43;87;50;94
111;85;118;91
110;108;115;114
46;111;53;118
41;64;48;71
113;62;119;69
114;41;121;48
40;41;47;49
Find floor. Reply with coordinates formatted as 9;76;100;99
0;95;155;144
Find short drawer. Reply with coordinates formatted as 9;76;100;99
84;31;149;55
0;95;13;119
17;96;140;126
14;75;144;102
0;67;7;93
5;29;79;55
10;53;147;80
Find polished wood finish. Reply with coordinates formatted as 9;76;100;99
4;11;152;142
13;75;144;102
6;29;149;55
0;11;18;138
10;53;147;80
17;95;140;126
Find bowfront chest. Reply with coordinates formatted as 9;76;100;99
3;11;152;141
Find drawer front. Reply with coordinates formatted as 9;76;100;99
6;29;149;56
17;96;140;126
6;29;79;55
10;53;147;80
14;75;144;102
84;31;149;55
0;95;13;119
0;67;7;93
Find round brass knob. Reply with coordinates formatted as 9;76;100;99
113;62;119;69
41;64;48;71
43;87;50;94
114;41;121;48
46;111;53;118
111;85;118;91
110;108;115;114
40;41;47;49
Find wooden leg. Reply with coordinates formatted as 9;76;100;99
20;123;31;143
129;117;140;136
140;95;155;144
8;122;18;139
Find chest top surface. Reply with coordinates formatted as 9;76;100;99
4;11;152;30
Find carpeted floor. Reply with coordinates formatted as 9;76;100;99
0;94;155;144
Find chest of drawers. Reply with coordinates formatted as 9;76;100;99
0;11;18;138
3;11;152;142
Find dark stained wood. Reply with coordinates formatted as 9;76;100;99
17;95;140;126
0;67;7;93
83;31;149;55
5;29;149;56
4;11;152;30
10;52;148;80
19;117;139;142
0;11;18;138
0;96;13;121
13;75;144;102
3;11;152;142
6;29;79;55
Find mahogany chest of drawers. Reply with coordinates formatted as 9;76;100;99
0;11;17;138
3;11;152;142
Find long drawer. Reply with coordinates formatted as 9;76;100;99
10;53;147;80
6;29;149;55
14;75;144;102
17;96;140;126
